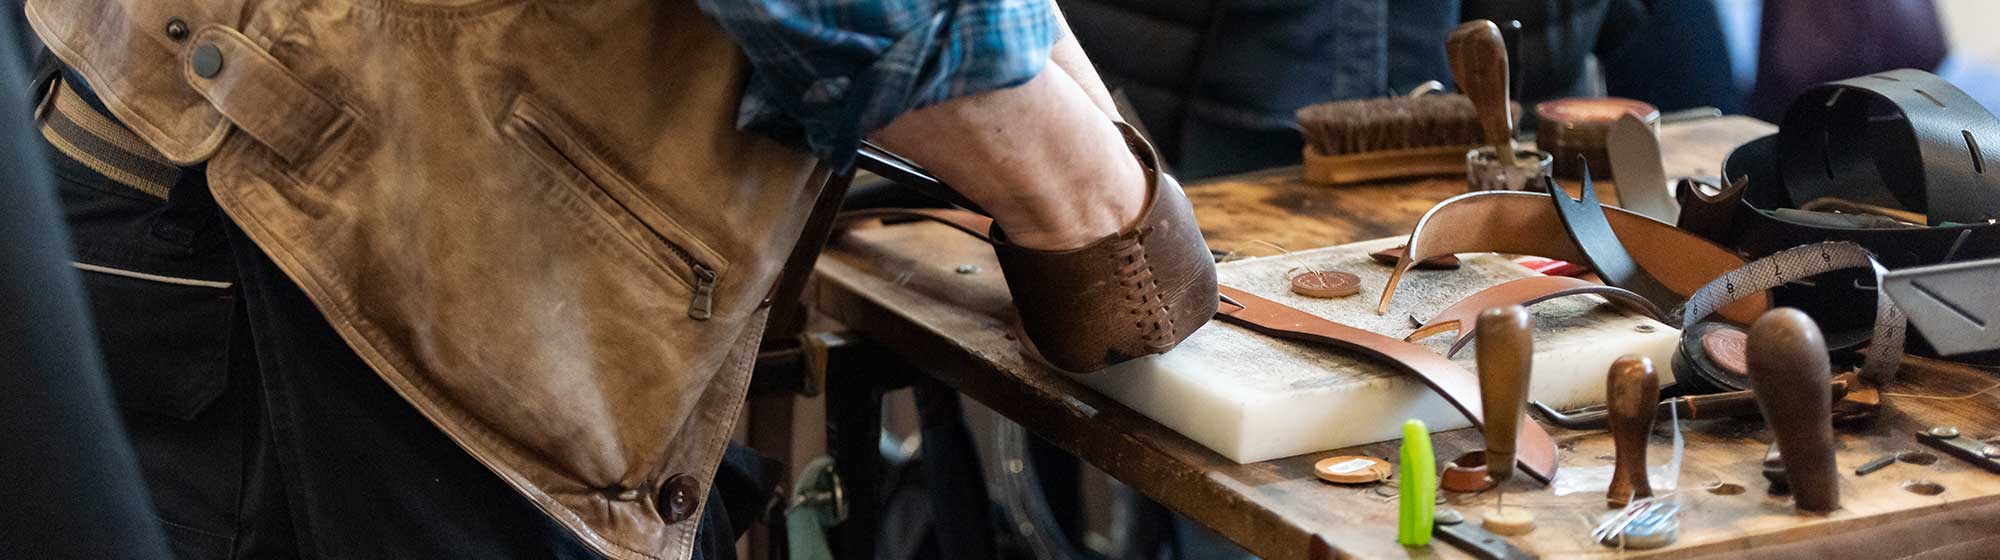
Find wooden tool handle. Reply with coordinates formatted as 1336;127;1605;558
1606;355;1659;507
1447;20;1516;167
1680;390;1758;419
1747;308;1840;512
1475;305;1533;484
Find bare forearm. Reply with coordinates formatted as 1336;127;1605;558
1048;3;1121;120
868;56;1144;251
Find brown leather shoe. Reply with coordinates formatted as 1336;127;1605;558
992;122;1219;372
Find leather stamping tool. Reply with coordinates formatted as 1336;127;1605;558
1475;305;1535;534
1747;309;1840;512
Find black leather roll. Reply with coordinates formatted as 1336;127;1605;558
1689;69;2000;364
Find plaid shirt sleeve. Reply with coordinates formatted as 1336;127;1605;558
696;0;1057;167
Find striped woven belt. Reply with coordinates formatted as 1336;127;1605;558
38;79;182;200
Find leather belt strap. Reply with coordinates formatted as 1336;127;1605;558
1778;69;2000;223
1381;190;1763;324
1407;275;1664;359
1217;285;1561;483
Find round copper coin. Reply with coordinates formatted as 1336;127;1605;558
1292;271;1362;298
1314;455;1392;484
1701;327;1749;376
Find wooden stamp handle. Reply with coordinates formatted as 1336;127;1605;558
1748;308;1840;512
1448;20;1516;167
1475;305;1533;484
1606;355;1659;507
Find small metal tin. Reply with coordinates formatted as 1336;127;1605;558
1314;455;1392;484
1929;426;1962;439
1465;147;1554;192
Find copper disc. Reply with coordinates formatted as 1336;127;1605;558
1314;455;1391;484
1701;327;1749;376
1292;271;1361;298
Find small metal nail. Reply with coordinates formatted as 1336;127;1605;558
1855;453;1898;476
1929;426;1961;439
1435;508;1465;525
955;264;981;274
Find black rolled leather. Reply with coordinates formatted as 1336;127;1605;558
1686;69;2000;363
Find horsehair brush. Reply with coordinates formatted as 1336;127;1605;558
1295;94;1520;185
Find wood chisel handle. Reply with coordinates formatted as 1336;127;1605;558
1747;308;1840;512
1448;20;1516;167
1678;390;1758;419
1606;355;1659;507
1475;305;1533;484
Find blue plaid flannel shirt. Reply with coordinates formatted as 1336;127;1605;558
697;0;1057;168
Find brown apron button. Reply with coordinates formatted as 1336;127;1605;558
164;19;190;42
191;44;222;79
661;474;701;524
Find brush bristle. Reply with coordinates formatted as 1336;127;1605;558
1295;95;1512;156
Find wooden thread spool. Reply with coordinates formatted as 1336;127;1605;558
1606;355;1660;507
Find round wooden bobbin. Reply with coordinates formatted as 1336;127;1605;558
1483;507;1537;536
1291;270;1362;298
1314;455;1392;484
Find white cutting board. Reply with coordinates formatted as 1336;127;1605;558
1079;237;1679;464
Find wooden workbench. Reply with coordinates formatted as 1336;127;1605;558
808;117;2000;558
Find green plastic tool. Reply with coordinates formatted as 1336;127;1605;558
1397;419;1437;547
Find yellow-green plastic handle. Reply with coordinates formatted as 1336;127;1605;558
1398;419;1437;547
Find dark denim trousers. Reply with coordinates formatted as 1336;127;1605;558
52;127;761;559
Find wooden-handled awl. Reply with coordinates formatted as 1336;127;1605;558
1448;20;1517;167
1476;305;1533;483
1748;308;1840;512
1607;355;1660;507
1474;305;1536;535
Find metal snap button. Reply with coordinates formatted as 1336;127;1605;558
164;19;190;42
191;44;222;79
660;474;701;524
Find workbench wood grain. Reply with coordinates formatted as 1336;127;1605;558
809;116;2000;559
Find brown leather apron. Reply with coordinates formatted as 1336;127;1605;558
27;2;820;558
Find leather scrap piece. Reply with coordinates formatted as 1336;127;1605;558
1216;285;1560;483
1547;170;1682;311
1378;190;1760;324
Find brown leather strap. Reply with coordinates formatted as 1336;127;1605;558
1407;275;1664;359
834;208;995;242
1379;190;1763;324
1217;285;1560;483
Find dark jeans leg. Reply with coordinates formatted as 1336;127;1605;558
224;221;601;559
